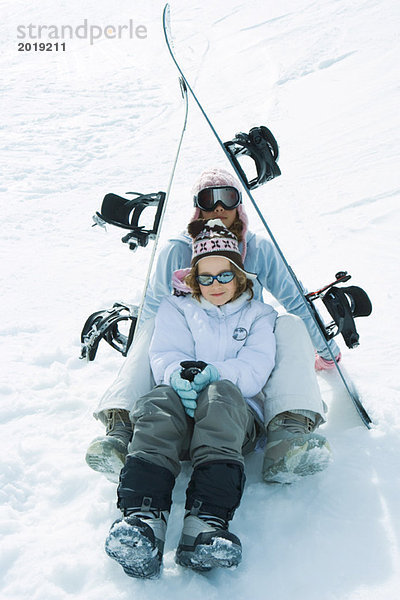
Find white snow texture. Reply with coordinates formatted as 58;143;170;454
1;1;399;599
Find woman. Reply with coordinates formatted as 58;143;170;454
105;218;277;578
87;168;337;483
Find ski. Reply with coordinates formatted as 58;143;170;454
162;4;372;429
80;76;189;361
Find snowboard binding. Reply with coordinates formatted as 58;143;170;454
224;126;281;190
80;302;138;361
306;272;372;349
93;191;166;251
82;189;167;360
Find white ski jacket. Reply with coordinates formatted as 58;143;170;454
149;291;277;401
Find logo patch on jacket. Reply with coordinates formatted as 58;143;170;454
233;327;248;341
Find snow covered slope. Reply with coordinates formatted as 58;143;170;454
1;1;399;599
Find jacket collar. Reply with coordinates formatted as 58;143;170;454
196;290;251;316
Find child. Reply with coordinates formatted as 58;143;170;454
87;168;334;485
105;218;277;578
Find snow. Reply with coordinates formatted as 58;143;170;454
1;0;399;598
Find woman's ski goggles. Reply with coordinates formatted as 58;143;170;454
194;186;242;211
196;270;236;286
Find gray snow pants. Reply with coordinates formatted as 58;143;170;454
128;380;258;478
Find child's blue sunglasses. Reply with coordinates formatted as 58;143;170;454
196;271;236;286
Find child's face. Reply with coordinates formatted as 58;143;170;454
197;256;237;306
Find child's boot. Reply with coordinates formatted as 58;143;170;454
176;461;245;571
105;505;168;579
106;457;175;578
176;510;241;571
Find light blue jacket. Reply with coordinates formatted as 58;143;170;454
141;229;340;360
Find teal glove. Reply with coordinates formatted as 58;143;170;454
191;364;220;393
170;369;198;417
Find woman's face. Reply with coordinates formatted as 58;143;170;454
200;206;237;229
197;256;237;306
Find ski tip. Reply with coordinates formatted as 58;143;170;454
162;4;172;44
163;4;170;22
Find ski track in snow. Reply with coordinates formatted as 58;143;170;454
1;0;400;599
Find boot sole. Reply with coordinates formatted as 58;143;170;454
85;438;126;482
176;536;242;571
105;520;161;579
263;435;332;484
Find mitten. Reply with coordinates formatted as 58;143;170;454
192;364;220;393
180;398;197;418
315;351;342;371
170;369;198;417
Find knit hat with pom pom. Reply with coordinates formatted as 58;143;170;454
188;218;256;280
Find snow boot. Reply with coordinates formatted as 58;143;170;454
175;511;242;571
107;457;175;577
105;508;168;579
85;409;133;482
263;411;332;484
176;461;245;571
